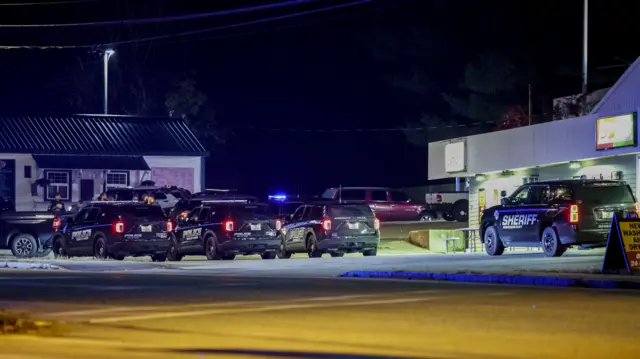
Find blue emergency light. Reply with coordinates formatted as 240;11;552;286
268;194;287;201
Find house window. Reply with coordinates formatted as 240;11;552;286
106;172;128;189
46;171;70;200
24;166;32;179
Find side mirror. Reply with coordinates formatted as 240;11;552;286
500;190;507;198
500;198;511;206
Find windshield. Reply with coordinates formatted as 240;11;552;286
575;184;636;204
321;189;337;200
329;205;373;217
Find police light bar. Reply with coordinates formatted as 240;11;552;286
268;194;287;201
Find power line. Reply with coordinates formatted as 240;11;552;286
0;0;371;49
0;0;317;28
233;121;497;133
0;0;97;5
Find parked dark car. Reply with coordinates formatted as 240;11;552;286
50;201;172;261
480;179;637;257
278;202;380;258
169;201;281;261
0;210;56;258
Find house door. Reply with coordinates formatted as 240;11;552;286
80;179;94;201
0;159;16;201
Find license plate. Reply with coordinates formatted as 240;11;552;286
250;224;261;231
140;225;152;232
601;212;614;219
347;223;359;230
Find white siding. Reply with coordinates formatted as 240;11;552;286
143;156;202;193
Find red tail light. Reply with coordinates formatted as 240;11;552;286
52;217;61;230
569;204;579;224
166;220;174;232
436;194;443;203
113;220;125;234
322;217;331;231
374;218;380;230
275;219;282;231
223;219;234;232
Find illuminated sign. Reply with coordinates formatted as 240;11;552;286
596;113;637;150
444;141;466;173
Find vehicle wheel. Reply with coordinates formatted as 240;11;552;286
452;201;469;222
205;235;221;260
330;252;345;257
306;233;322;258
167;240;183;261
93;237;109;260
10;234;38;258
221;254;236;260
52;237;68;259
261;252;277;260
151;253;167;262
419;211;437;222
277;238;291;259
541;227;566;257
363;248;377;257
484;226;505;256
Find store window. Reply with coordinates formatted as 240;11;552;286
46;171;70;200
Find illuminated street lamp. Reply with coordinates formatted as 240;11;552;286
103;49;115;114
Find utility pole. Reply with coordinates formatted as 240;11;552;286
103;49;115;114
582;0;589;111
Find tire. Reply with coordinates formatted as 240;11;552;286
277;237;291;259
306;233;322;258
167;239;183;262
452;200;469;222
541;227;566;257
151;253;167;262
484;226;505;256
363;248;377;257
10;234;38;258
204;235;221;260
261;252;277;260
52;237;68;259
221;254;236;260
330;252;345;257
419;211;437;222
93;237;109;260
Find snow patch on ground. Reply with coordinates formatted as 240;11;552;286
0;262;60;270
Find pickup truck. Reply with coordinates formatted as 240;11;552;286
0;211;58;258
424;192;469;222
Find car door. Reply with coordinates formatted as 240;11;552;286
176;207;202;250
67;208;96;255
495;185;531;244
369;190;392;221
284;206;307;251
388;190;416;221
515;185;551;244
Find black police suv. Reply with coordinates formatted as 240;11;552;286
277;202;380;258
480;179;637;257
50;201;172;261
169;201;281;261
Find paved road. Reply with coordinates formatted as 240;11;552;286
1;271;639;359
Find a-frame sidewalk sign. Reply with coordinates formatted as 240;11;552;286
602;213;640;274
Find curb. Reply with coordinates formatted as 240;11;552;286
0;261;61;270
338;271;640;290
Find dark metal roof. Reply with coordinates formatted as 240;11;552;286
32;155;150;170
0;115;207;156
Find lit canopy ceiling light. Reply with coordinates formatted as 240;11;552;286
569;161;582;169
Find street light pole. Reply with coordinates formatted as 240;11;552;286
103;49;115;114
582;0;588;100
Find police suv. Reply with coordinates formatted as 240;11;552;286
50;201;172;261
277;202;380;258
168;201;281;261
480;179;637;257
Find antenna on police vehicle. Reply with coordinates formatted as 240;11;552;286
338;184;342;204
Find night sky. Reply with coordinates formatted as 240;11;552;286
0;0;637;197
